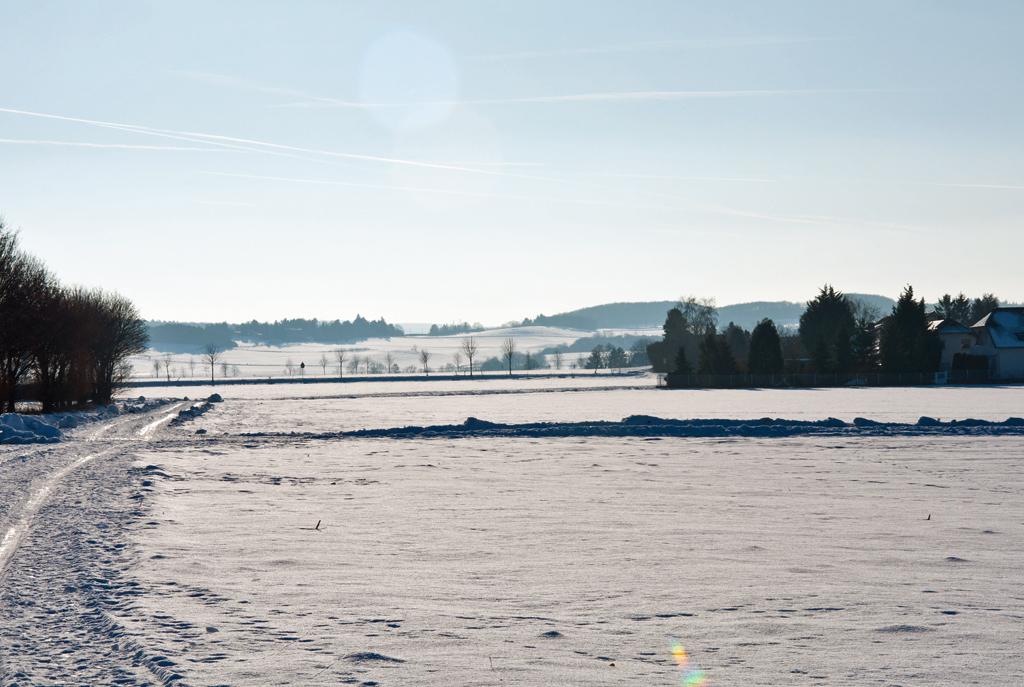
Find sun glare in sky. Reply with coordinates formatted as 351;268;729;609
0;2;1021;323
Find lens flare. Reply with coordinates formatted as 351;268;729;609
670;640;708;686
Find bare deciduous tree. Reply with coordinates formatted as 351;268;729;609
4;221;148;408
334;348;347;377
90;290;149;402
384;351;395;374
675;295;718;338
552;350;564;370
152;359;161;379
452;350;462;375
202;343;223;383
162;353;173;382
461;337;478;377
419;349;431;375
0;223;48;411
284;358;296;377
501;337;517;375
318;352;329;375
189;355;196;379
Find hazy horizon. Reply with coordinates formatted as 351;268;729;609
2;1;1022;323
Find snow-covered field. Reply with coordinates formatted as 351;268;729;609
2;381;1023;685
128;375;1022;431
131;326;614;380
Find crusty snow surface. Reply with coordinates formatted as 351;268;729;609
1;380;1023;686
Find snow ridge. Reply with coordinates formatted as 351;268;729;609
0;397;170;444
285;415;1024;440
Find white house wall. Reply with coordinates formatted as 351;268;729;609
992;347;1024;380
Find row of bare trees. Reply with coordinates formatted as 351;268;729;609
281;336;551;378
331;349;398;376
154;349;236;382
0;219;148;412
300;338;484;377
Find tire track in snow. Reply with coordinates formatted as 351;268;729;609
0;400;223;684
84;414;136;440
0;402;187;578
0;447;114;578
137;401;190;438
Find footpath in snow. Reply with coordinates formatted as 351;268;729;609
0;395;224;444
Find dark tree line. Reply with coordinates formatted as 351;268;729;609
646;297;718;372
650;284;999;378
0;218;147;412
799;285;942;374
516;313;599;330
933;292;1000;326
582;343;632;371
150;317;404;347
233;316;403;344
542;333;650;358
428;321;483;336
148;322;237;349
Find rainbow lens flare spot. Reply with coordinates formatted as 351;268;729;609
670;640;708;685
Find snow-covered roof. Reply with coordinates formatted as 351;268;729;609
971;308;1024;348
928;319;972;334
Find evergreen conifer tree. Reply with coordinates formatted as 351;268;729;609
969;294;1000;324
673;345;693;373
799;285;856;362
747;318;784;374
698;334;739;375
948;293;972;324
810;335;832;373
834;324;853;373
852;317;879;372
880;285;942;373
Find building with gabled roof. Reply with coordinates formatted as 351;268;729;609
970;308;1024;379
929;319;975;372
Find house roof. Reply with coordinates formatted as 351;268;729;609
971;307;1024;348
929;319;972;334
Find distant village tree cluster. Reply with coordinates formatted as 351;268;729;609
648;285;1020;380
0;217;148;411
148;316;404;348
428;321;484;336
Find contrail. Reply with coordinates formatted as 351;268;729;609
180;68;887;110
0;106;571;184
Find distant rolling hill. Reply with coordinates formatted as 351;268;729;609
531;293;897;333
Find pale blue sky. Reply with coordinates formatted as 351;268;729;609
1;1;1022;323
